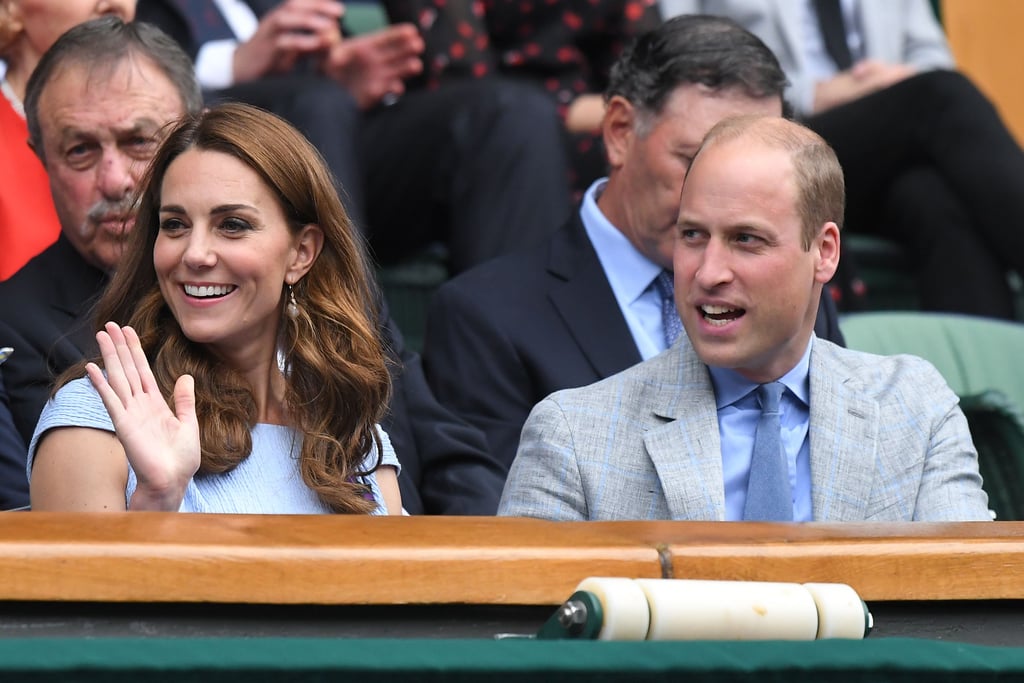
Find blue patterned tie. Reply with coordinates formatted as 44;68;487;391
654;270;683;348
743;382;794;521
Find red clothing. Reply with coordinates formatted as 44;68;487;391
0;96;61;280
388;0;659;109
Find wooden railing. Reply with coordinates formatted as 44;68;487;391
0;514;1020;605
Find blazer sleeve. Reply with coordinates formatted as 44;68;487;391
498;396;588;520
913;366;991;521
897;0;956;72
0;318;53;446
424;280;540;473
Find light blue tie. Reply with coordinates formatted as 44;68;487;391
743;382;794;521
654;270;683;348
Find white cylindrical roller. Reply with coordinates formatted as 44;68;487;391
634;579;820;641
803;582;870;639
575;577;651;641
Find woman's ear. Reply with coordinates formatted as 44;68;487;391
287;223;324;282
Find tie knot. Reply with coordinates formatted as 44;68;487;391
757;382;784;414
654;270;675;302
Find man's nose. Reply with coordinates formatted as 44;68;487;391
695;239;734;288
96;152;135;200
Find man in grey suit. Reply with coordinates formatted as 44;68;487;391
424;15;846;477
500;115;991;522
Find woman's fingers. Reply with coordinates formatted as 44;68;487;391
93;323;158;404
122;325;161;395
108;323;144;396
95;325;132;404
86;360;126;423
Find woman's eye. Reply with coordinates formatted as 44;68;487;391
159;218;187;233
221;217;252;234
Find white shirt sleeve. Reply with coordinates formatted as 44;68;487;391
195;39;241;89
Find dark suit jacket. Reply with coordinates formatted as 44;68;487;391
381;311;505;514
135;0;340;61
135;0;202;60
0;236;107;447
423;211;847;472
0;373;28;510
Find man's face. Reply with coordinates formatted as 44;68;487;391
601;84;782;269
673;137;839;383
35;56;185;272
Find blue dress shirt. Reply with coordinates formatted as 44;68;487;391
579;179;666;360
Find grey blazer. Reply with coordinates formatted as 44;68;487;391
658;0;955;115
499;336;990;521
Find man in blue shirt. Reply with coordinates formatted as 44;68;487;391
423;15;846;476
499;114;990;522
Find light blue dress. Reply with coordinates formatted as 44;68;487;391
28;377;400;514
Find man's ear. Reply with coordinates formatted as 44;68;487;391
813;222;841;284
602;95;638;171
287;223;324;282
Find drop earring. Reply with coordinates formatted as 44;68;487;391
286;284;300;319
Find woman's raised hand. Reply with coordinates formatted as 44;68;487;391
85;322;201;510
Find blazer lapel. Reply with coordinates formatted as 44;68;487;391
808;342;879;520
547;215;643;378
642;342;726;520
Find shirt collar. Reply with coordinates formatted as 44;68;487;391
0;78;24;119
708;337;814;409
580;178;663;305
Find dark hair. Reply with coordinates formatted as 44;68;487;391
606;14;789;119
66;102;391;514
24;16;202;156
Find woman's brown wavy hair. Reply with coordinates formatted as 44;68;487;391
65;102;391;514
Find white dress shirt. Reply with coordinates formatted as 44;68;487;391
195;0;260;88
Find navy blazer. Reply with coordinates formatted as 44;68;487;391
0;236;106;447
424;211;846;472
0;373;28;510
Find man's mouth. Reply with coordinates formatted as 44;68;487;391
700;304;744;326
96;215;133;235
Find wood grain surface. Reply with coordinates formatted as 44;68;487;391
0;514;1018;605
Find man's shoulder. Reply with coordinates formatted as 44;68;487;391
0;241;99;334
432;216;590;311
436;242;550;301
0;244;64;314
543;346;681;407
813;338;948;395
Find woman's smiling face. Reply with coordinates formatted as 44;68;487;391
154;147;320;363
